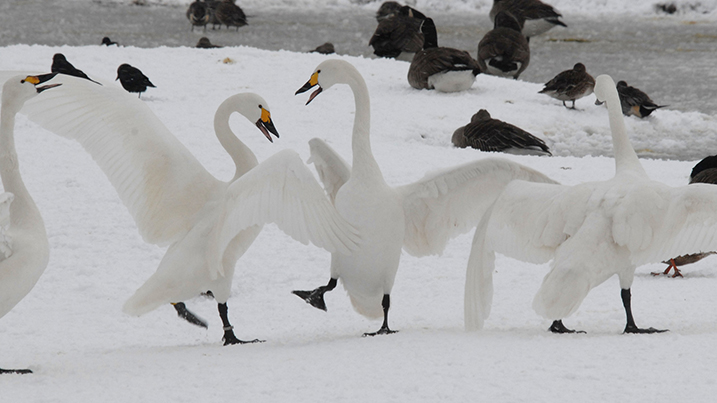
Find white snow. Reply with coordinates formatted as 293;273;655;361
1;42;717;401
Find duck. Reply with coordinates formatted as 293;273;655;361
215;0;247;30
196;37;221;48
465;74;717;334
294;59;557;336
310;42;336;54
51;53;99;85
19;74;360;345
0;73;59;374
407;18;481;92
539;63;595;109
116;64;156;99
489;0;567;39
376;1;402;22
477;11;530;79
653;155;717;277
101;37;119;46
186;0;210;31
369;5;427;61
451;109;551;155
615;80;666;118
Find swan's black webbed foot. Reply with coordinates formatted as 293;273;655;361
0;368;32;374
621;288;668;334
362;295;397;337
172;302;208;328
549;320;586;334
623;324;669;334
292;278;337;311
363;325;398;337
222;329;265;346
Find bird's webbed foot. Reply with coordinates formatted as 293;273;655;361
549;320;586;334
623;324;669;334
223;327;265;346
292;278;337;311
172;302;208;329
0;368;32;375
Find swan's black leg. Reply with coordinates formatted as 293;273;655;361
292;278;337;311
218;302;264;345
172;302;208;328
622;289;668;334
549;319;585;334
363;294;398;337
0;367;32;374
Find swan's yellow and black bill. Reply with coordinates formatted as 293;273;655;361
295;71;322;105
256;107;279;143
22;73;61;93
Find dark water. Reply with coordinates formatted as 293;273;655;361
2;0;717;114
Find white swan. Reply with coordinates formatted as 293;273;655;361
294;59;557;335
0;74;58;374
465;74;717;334
20;73;360;345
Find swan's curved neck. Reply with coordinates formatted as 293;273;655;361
0;107;42;227
606;93;646;177
345;70;384;182
214;101;259;182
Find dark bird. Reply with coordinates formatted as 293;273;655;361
407;18;481;92
196;37;221;48
369;5;427;61
615;80;666;118
452;109;551;155
101;37;118;46
116;63;155;98
51;53;99;84
477;11;530;79
489;0;567;39
310;42;336;54
654;155;717;277
215;0;247;30
539;63;595;109
186;0;210;31
376;1;403;21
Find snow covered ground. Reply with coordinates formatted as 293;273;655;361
1;39;717;401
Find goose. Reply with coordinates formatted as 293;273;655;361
293;59;557;336
615;80;666;118
654;155;717;277
489;0;567;39
116;64;155;99
539;63;595;109
369;5;426;61
215;0;247;30
376;1;402;22
310;42;336;55
477;11;530;79
196;37;221;48
19;73;360;345
0;73;59;374
407;18;481;92
465;74;717;334
186;0;210;31
451;109;551;155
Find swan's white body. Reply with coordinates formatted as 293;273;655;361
465;75;717;331
18;74;359;327
298;60;557;326
0;76;50;320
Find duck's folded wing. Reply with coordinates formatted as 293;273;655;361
398;157;559;257
19;74;219;246
306;138;350;203
625;183;717;266
213;149;360;276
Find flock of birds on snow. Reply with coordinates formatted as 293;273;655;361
1;0;716;375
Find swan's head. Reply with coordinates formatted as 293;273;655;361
2;73;61;113
594;74;618;106
295;59;359;105
235;93;279;142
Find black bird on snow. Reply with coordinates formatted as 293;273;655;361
51;53;101;84
116;63;156;98
101;37;119;46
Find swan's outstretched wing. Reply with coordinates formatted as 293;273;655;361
397;158;559;257
0;192;13;261
625;182;717;266
20;74;219;245
306;138;351;203
212;149;360;276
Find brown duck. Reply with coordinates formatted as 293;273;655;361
452;109;551;155
539;63;595;109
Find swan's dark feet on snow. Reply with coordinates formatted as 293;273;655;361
0;368;32;374
292;278;337;311
362;294;398;337
218;302;264;346
549;320;586;334
623;324;669;334
172;302;208;328
621;288;668;334
363;325;398;337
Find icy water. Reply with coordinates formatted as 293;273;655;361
1;0;717;115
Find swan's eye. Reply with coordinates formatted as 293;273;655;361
258;104;262;109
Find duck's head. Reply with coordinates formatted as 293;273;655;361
295;59;359;105
2;73;61;113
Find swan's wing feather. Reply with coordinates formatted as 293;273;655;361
306;138;351;203
0;192;13;261
398;157;559;257
626;183;717;266
214;149;360;273
20;74;219;245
